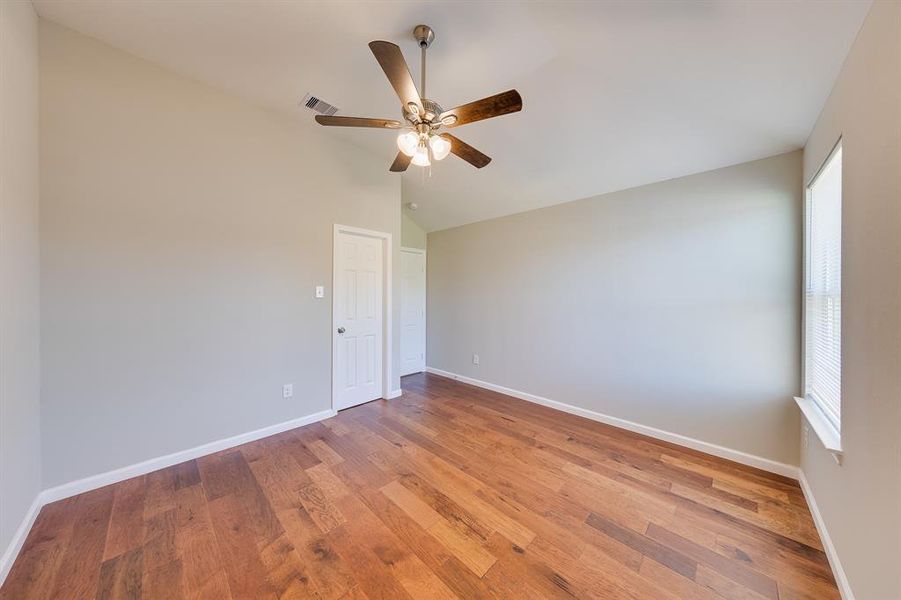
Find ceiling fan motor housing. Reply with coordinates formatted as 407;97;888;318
420;98;443;122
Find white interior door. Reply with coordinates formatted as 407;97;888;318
400;248;426;376
333;230;384;410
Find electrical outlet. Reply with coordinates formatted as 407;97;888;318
283;384;294;399
472;353;480;366
803;423;809;449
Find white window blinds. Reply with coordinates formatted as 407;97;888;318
805;144;842;431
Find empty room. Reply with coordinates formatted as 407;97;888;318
1;1;899;598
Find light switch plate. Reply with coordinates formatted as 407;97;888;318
315;286;324;298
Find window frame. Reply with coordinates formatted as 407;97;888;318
797;137;843;457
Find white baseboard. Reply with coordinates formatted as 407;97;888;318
429;366;857;596
1;407;336;587
425;367;799;480
384;389;403;399
798;471;854;600
0;494;43;586
1;407;338;587
41;408;336;504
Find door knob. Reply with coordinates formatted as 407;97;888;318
337;327;346;334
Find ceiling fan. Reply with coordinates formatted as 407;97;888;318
314;24;522;172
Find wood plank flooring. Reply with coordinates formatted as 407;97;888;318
1;372;839;599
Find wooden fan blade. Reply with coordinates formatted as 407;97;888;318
389;151;413;172
369;41;422;113
440;134;492;169
439;90;522;128
315;115;403;129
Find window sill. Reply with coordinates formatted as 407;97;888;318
794;396;843;464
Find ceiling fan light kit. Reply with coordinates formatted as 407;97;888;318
429;134;451;160
314;24;522;172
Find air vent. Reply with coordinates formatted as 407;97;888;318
300;93;339;116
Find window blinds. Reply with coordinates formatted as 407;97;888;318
805;145;842;430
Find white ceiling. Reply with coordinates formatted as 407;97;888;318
35;1;870;232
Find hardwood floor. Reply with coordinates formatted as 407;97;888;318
1;372;838;599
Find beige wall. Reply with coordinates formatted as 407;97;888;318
800;2;901;598
39;21;402;488
428;152;803;465
402;212;426;250
0;0;42;569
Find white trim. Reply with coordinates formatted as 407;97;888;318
801;137;843;436
795;396;843;461
426;367;799;479
805;135;843;188
332;224;393;411
0;494;43;586
384;389;403;400
399;246;427;376
798;471;855;600
41;409;335;504
1;407;335;587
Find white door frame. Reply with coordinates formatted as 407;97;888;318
400;246;426;375
332;224;393;411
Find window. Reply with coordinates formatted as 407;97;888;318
804;142;842;435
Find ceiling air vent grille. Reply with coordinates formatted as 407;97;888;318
300;93;339;116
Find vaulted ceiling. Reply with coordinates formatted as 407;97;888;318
36;1;871;232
